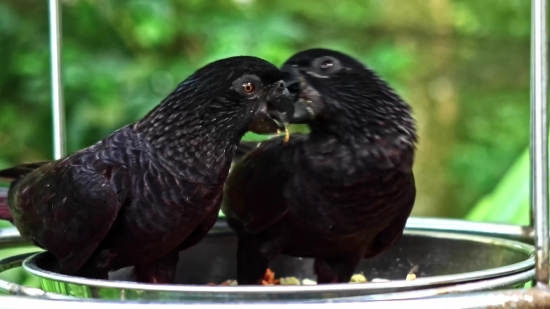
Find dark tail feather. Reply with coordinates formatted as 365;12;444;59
234;141;261;162
0;161;50;223
0;187;12;222
0;161;50;183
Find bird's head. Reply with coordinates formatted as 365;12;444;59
193;56;296;135
140;56;295;140
137;56;296;177
281;48;417;145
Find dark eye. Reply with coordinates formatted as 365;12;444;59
242;82;255;93
319;59;334;71
313;56;341;74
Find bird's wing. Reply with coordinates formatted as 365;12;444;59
364;172;416;258
222;135;304;234
10;129;136;274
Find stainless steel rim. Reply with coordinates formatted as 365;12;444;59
20;230;534;295
0;252;75;300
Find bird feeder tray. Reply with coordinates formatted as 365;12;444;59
0;217;534;302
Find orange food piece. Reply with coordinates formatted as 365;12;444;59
261;268;281;285
263;268;276;283
210;268;282;286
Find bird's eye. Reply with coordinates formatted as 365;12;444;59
242;82;255;93
313;56;341;74
319;59;334;71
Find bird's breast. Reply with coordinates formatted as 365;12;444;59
288;169;413;236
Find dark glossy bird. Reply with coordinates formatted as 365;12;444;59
0;56;295;283
223;48;418;285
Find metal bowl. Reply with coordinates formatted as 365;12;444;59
9;218;533;302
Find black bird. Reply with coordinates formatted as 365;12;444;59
223;49;418;285
0;56;294;284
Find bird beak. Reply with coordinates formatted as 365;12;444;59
290;99;316;124
281;66;320;124
248;80;294;134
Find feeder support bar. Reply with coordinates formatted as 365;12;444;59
530;0;550;284
49;0;66;159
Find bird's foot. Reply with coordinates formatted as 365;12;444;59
314;255;363;284
134;250;179;284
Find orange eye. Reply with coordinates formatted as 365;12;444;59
242;82;255;93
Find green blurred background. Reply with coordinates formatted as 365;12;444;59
0;0;534;288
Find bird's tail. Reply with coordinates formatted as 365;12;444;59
0;161;50;222
234;141;261;162
0;161;50;183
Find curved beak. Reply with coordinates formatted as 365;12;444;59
280;66;322;124
248;80;294;134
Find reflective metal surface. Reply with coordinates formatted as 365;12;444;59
0;251;534;303
530;0;550;285
0;253;72;300
0;219;529;301
405;218;534;244
0;285;549;309
0;211;538;301
48;0;65;159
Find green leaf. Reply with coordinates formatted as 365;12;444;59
466;148;530;225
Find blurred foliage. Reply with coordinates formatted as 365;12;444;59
0;0;532;218
0;0;534;289
466;148;530;225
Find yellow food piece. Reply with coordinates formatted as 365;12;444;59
283;127;290;143
406;273;417;281
349;273;367;283
279;277;302;285
370;278;390;283
302;278;317;285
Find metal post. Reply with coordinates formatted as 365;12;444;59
49;0;66;159
530;0;550;285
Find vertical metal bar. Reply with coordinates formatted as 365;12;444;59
49;0;66;159
530;0;549;284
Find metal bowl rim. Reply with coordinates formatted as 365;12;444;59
21;229;535;294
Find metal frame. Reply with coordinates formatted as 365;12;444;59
0;0;549;307
531;0;550;286
49;0;65;160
